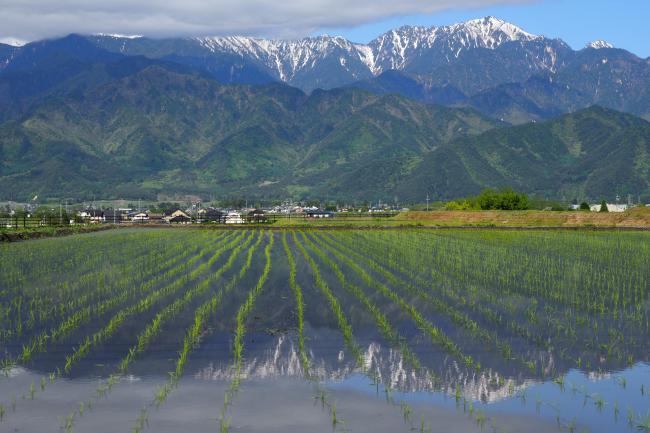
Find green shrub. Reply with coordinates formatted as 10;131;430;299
599;200;609;213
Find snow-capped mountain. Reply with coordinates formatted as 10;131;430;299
192;16;542;79
0;37;27;47
81;16;569;91
368;16;541;72
195;35;373;81
586;40;614;49
3;15;646;120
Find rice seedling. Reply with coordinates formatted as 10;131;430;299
281;232;309;375
309;232;476;370
0;227;648;432
293;232;363;367
637;412;650;431
217;233;275;430
301;232;423;372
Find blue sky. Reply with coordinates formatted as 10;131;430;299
319;0;650;57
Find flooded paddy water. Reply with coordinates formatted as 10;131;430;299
0;228;649;433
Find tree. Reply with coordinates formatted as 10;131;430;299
579;202;590;211
599;200;609;213
474;188;529;210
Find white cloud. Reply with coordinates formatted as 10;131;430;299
0;0;532;42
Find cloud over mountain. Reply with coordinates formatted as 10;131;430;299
0;0;531;42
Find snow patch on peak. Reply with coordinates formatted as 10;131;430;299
443;16;540;48
190;17;548;82
94;33;143;39
0;37;27;47
586;40;614;49
195;34;366;81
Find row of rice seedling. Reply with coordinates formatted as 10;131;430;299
59;231;261;430
315;231;525;369
0;230;220;335
60;231;247;375
292;232;364;368
326;229;648;424
300;232;423;372
218;233;275;431
308;231;477;371
3;231;248;417
132;232;270;433
0;230;191;306
282;232;366;433
280;232;309;375
324;231;565;373
3;231;238;371
408;230;648;320
2;231;227;342
292;233;430;432
342;230;647;370
0;231;189;336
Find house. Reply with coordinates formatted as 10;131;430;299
103;209;122;223
247;209;268;223
164;209;191;224
225;211;244;224
148;213;163;223
79;209;105;223
130;212;149;222
198;208;225;223
305;210;334;218
590;203;628;213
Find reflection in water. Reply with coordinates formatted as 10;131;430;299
194;334;536;403
3;334;645;433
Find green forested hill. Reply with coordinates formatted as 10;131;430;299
1;35;649;202
395;106;650;201
0;64;496;201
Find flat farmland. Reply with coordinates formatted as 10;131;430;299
1;228;649;433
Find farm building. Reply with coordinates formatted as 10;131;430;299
306;210;334;218
130;212;149;222
247;209;268;223
78;209;105;223
589;203;628;213
198;208;225;223
225;211;245;224
164;209;192;224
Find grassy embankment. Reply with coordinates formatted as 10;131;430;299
0;225;115;242
271;207;650;228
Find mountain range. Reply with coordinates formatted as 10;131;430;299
0;17;649;202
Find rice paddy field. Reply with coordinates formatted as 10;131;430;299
1;228;649;433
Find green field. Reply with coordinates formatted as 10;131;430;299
0;228;649;433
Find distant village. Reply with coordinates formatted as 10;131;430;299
0;200;406;226
1;196;649;228
75;201;407;224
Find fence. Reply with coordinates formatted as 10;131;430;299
1;215;71;229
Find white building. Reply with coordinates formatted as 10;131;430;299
131;212;149;222
225;211;244;224
590;203;628;213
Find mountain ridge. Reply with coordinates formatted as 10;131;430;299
1;18;650;202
